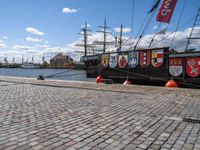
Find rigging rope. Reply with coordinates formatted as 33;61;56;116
108;67;200;88
170;0;188;48
130;0;135;39
44;70;72;78
130;15;149;49
120;0;135;49
148;23;161;48
123;0;159;49
134;4;159;49
185;7;200;51
151;15;197;47
170;0;188;80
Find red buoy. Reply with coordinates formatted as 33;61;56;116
123;80;132;85
165;80;178;88
96;76;104;83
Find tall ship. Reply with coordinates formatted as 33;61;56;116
79;0;200;88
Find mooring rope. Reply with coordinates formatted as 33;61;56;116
103;67;200;88
44;70;71;78
47;73;86;78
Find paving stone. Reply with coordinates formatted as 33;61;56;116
29;137;40;142
52;141;64;148
105;138;115;144
59;134;70;138
4;145;18;150
28;141;39;146
162;144;173;149
97;142;109;148
73;142;87;148
138;143;149;149
31;144;44;150
150;144;161;149
0;77;200;150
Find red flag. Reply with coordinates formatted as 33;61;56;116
156;0;177;23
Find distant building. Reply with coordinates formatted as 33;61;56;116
50;53;73;68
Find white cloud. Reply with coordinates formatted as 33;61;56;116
62;8;78;14
69;26;200;56
114;27;131;33
135;26;200;51
0;43;7;48
45;46;64;52
26;27;44;36
1;26;199;63
35;44;49;48
3;36;8;39
153;25;158;30
81;24;90;28
12;45;34;51
0;40;7;48
26;37;43;42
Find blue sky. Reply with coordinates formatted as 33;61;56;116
0;0;199;63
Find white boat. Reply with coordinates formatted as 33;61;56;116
21;63;41;69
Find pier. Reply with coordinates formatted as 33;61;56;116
0;76;200;150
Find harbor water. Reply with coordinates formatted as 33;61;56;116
0;68;95;82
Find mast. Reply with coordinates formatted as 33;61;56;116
42;53;45;62
115;36;118;47
12;57;15;64
21;54;24;64
78;22;91;56
103;19;106;53
119;24;123;49
185;7;200;51
32;56;34;63
97;18;111;53
4;54;8;67
84;22;88;56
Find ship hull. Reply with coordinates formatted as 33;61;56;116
21;63;41;69
82;47;200;88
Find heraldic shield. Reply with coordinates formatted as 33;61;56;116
101;54;109;68
118;54;128;68
109;53;118;68
128;51;139;68
151;49;164;68
186;57;200;77
139;50;151;68
169;58;183;77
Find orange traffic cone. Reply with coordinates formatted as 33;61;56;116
165;80;178;88
96;76;104;83
123;79;132;85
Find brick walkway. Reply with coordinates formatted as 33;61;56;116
0;76;200;150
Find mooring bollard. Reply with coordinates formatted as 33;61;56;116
37;75;45;80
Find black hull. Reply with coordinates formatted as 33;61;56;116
85;66;200;88
86;66;100;77
82;48;200;88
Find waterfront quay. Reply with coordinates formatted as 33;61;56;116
0;76;200;150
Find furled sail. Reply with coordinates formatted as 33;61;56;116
148;0;161;13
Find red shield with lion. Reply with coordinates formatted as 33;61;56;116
186;58;200;77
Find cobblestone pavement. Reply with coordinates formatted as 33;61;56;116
0;76;200;150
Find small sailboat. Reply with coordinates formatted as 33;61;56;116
21;57;41;69
21;63;41;69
